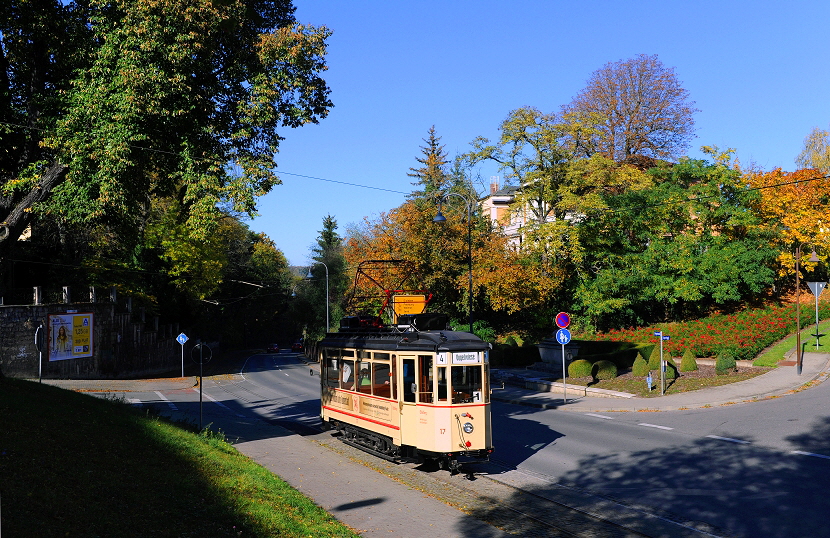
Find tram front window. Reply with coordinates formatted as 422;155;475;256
451;365;484;404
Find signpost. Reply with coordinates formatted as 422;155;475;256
176;332;188;377
35;324;44;383
191;342;212;430
654;331;670;395
807;282;827;349
556;317;572;403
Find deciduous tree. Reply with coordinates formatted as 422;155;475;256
0;0;332;262
562;54;697;162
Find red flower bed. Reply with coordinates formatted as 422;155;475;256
580;301;830;360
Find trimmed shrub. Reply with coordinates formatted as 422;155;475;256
680;348;698;372
648;345;662;370
716;352;737;375
665;358;679;379
568;359;593;378
504;335;518;347
632;353;650;376
593;360;618;380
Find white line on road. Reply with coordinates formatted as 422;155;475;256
639;423;674;430
195;389;247;418
154;391;178;411
705;435;750;444
790;450;830;460
585;413;614;420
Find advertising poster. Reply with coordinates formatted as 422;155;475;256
48;313;94;361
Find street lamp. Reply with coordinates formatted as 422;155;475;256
433;192;474;334
307;262;329;332
795;245;820;375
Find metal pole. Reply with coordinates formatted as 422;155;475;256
561;342;567;403
660;334;665;396
199;344;203;431
467;204;473;335
816;290;821;350
796;246;802;375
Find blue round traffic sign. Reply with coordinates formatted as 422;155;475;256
556;328;572;345
555;312;571;329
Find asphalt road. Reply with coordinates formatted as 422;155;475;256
100;351;830;538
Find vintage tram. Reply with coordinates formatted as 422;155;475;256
319;312;493;473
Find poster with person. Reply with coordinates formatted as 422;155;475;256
48;313;94;361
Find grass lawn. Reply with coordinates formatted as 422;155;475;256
753;319;830;366
0;376;358;537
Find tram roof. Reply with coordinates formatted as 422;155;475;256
320;327;489;353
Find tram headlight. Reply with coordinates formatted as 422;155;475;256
463;422;474;434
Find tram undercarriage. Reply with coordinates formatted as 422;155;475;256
327;419;491;475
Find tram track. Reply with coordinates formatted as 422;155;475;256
149;354;727;536
312;432;676;538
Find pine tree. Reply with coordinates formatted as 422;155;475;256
408;126;450;198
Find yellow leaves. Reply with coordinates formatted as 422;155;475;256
746;167;830;276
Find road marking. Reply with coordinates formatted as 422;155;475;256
639;423;674;430
195;389;247;418
706;435;750;444
790;450;830;460
586;413;614;420
154;391;178;411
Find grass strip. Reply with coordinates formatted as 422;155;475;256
0;377;358;537
753;319;830;367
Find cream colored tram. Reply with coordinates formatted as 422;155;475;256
320;313;493;472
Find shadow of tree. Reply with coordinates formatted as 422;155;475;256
471;422;830;537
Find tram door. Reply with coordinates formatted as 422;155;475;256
399;355;419;446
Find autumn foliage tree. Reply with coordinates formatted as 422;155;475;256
562;54;697;162
745;167;830;281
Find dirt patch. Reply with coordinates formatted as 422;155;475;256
561;363;774;397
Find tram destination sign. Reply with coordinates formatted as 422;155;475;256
452;352;479;364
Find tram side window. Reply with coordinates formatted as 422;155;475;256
340;359;355;391
357;360;372;394
437;367;447;401
451;365;484;404
324;355;339;388
391;356;397;400
402;359;415;402
373;362;391;398
418;355;433;403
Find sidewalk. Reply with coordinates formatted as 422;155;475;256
490;351;830;412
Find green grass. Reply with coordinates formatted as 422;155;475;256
753;319;830;367
0;377;358;538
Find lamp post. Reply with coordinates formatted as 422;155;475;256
307;262;329;332
795;245;820;375
433;192;474;334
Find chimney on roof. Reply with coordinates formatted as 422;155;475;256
490;176;500;194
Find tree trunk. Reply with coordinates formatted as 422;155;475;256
0;160;68;258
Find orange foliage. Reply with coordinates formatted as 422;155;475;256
343;199;553;314
746;167;830;276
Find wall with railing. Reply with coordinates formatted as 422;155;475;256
0;286;182;379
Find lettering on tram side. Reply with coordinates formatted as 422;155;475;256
419;408;429;425
452;352;479;364
360;399;392;422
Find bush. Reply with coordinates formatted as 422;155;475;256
648;345;663;370
665;357;679;379
631;353;650;376
504;335;518;347
716;352;737;375
568;359;593;378
593;360;618;380
680;348;698;372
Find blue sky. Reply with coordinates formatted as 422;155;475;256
250;1;830;267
